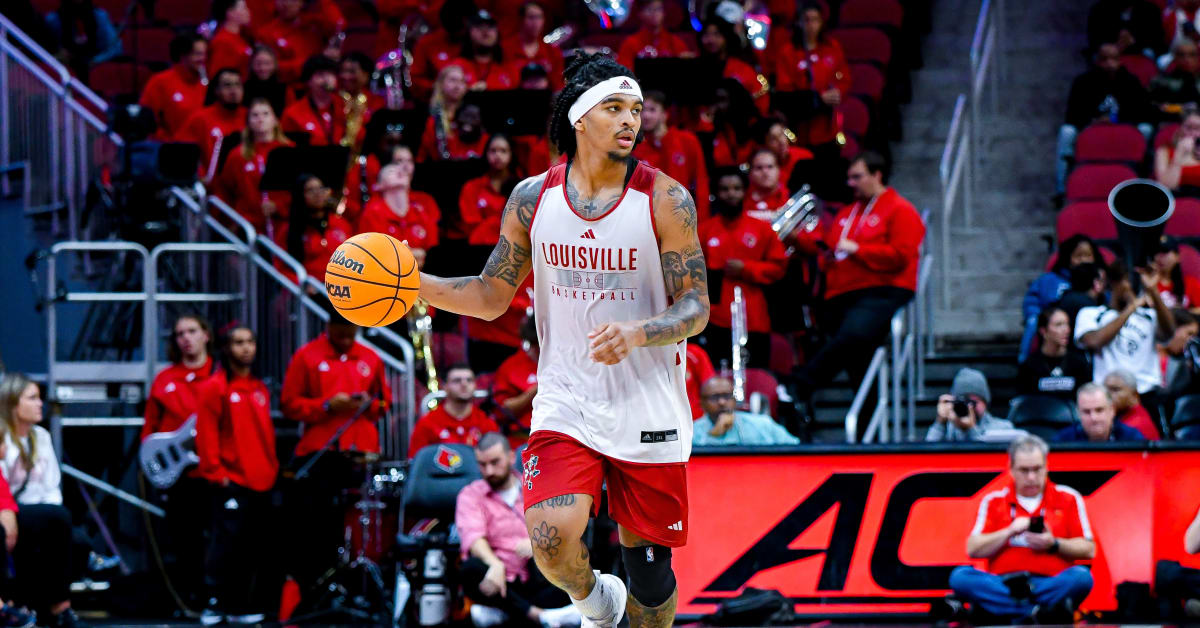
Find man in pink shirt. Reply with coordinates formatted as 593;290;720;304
455;433;581;627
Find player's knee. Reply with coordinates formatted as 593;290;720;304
622;544;676;607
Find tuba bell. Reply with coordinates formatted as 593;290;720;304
1107;178;1175;290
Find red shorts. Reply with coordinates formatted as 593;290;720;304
520;430;688;547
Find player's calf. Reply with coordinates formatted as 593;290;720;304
525;494;594;599
622;544;678;628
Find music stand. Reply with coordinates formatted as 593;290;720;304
462;89;553;136
771;90;829;127
363;108;429;158
260;145;351;192
633;58;724;105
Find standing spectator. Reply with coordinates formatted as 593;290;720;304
1021;235;1099;361
454;10;517;90
209;0;254;78
281;55;345;146
177;68;247;180
1059;261;1107;324
139;33;208;140
692;376;800;446
1149;235;1200;309
356;158;441;270
45;0;120;80
492;317;539;442
0;374;86;628
743;149;790;219
1057;43;1153;196
409;365;500;456
277;173;352;282
454;433;578;628
213;98;293;233
698;167;788;369
789;152;925;408
256;0;342;83
759;119;814;192
419;64;469;161
1017;307;1093;401
1155;107;1200;191
242;46;290;117
1103;369;1161;438
460;134;520;246
501;2;564;91
925;368;1016;443
1163;309;1200;399
684;343;717;420
632;91;711;218
947;435;1094;623
1087;0;1165;58
1076;261;1174;396
1057;382;1146;441
697;16;769;114
772;1;851;166
1151;41;1200;119
616;0;691;72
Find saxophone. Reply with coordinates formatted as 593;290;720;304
340;90;368;154
730;286;748;408
409;300;439;406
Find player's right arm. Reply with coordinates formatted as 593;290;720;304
418;173;544;320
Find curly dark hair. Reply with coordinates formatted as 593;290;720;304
549;52;636;159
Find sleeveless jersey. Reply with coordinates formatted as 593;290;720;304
528;161;693;464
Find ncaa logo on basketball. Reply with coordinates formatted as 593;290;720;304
329;249;365;274
326;283;352;299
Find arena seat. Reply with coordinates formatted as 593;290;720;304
838;0;903;31
1075;123;1146;165
1007;394;1077;440
1179;244;1200;278
337;0;379;29
1064;164;1136;202
1120;54;1157;88
1057;201;1119;242
403;443;481;520
849;63;885;104
839;133;860;159
121;25;176;66
1165;197;1200;238
342;28;378;56
745;368;780;417
1171;394;1200;439
838;96;871;139
154;0;213;26
768;332;796;375
88;60;152;101
1154;123;1179;149
831;27;892;68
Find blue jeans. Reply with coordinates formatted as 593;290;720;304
949;565;1093;619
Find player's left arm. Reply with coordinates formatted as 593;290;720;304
588;174;710;365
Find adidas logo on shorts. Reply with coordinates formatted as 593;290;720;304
667;521;683;531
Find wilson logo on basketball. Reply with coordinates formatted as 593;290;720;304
329;249;365;274
327;283;352;299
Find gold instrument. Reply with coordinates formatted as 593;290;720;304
770;184;822;254
409;300;440;409
730;286;748;408
340;90;368;153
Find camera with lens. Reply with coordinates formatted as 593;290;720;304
952;396;975;418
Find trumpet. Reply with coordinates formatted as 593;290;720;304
770;184;821;243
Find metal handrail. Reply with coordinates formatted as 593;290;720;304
940;94;969;310
844;347;886;443
207;194;259;244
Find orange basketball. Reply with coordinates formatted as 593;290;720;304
324;232;420;327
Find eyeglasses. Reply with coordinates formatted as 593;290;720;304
704;392;735;401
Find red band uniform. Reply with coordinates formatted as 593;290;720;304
408;404;500;457
139;66;207;140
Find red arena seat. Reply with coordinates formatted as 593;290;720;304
1180;244;1200;278
1064;164;1136;202
1166;198;1200;238
1057;202;1119;242
1120;54;1158;88
848;63;885;103
838;0;903;31
121;25;176;66
1075;123;1146;165
830;27;891;68
838;96;871;139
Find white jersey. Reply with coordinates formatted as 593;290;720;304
527;161;692;464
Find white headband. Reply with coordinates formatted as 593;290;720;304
567;76;643;125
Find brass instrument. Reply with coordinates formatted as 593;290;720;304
340;90;368;153
730;286;748;407
409;300;440;408
770;184;821;254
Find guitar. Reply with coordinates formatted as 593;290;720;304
139;414;200;489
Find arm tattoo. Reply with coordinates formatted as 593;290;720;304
665;183;697;232
438;175;542;292
644;244;709;346
503;175;541;229
529;521;562;559
565;179;622;218
482;235;531;288
528;494;576;509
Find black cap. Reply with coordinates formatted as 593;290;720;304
1151;234;1181;255
466;9;497;25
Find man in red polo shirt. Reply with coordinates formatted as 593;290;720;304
633;90;710;219
140;33;208;140
409;364;500;456
616;0;691;72
281;55;344;146
945;435;1095;622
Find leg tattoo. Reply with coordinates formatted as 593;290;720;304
627;589;678;628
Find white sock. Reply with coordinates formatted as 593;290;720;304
570;571;611;618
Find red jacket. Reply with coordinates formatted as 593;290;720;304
616;28;691;71
501;38;565;90
793;187;925;300
356;193;441;251
633;127;710;219
492;347;538;433
176;104;246;175
142;357;219;441
408;405;500;457
197;371;279;491
725;57;770;114
449;57;518;90
418;117;489;161
213;140;291;233
685;343;716;420
409;29;459;100
973;479;1093;577
273;213;353;282
459;175;507;245
139;66;207;140
467;275;532;347
0;474;17;513
281;97;345;147
256;14;335;83
744;183;790;217
1119;404;1160;440
209;28;253;77
281;333;391;456
773;36;851;146
777;145;814;185
700;213;788;332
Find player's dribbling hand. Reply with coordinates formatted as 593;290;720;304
588;322;642;365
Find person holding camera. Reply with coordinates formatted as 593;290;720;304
941;435;1095;623
925;368;1015;443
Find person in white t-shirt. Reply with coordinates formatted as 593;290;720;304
1075;262;1175;396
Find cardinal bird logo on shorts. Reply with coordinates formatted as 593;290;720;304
523;455;541;490
433;445;463;473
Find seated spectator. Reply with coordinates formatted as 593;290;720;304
0;374;86;628
409;365;500;455
758;118;813;192
454;433;578;627
339;52;386;117
1059;261;1107;324
632;90;710;218
242;45;290;117
460;133;519;246
1163;309;1200;398
1017;307;1093;401
699;167;788;369
743;149;790;219
1087;0;1165;58
419;64;469;161
772;1;852;168
277;173;352;282
281;55;344;147
492;317;539;443
177;68;246;181
1149;235;1200;309
697;78;758;169
616;0;691;72
213;98;293;233
685;343;716;420
926;368;1016;442
697;15;769;114
501;2;564;91
1022;235;1099;360
1162;7;1200;74
139;33;208;140
208;0;253;78
449;103;489;159
1076;261;1173;395
1057;382;1146;441
0;462;37;626
1153;41;1200;119
356;155;441;269
45;0;120;80
1057;42;1153;195
1103;369;1161;438
408;0;472;100
453;10;517;91
1156;107;1200;192
946;435;1094;623
693;376;800;446
256;0;341;83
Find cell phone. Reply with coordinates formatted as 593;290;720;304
1028;515;1045;534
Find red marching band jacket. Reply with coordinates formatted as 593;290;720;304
196;371;279;491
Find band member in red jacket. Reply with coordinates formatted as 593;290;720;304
616;0;691;71
408;365;500;456
209;0;254;77
744;149;791;219
789;151;925;418
212;98;293;233
699;168;789;369
633;91;710;219
199;326;277;624
280;55;345;146
176;68;246;180
356;156;441;270
139;33;208;140
492;316;539;442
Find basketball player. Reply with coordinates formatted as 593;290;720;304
418;53;709;628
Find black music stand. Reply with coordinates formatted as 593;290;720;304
259;145;351;192
633;57;724;105
771;90;829;127
462;89;553;136
363;108;429;158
